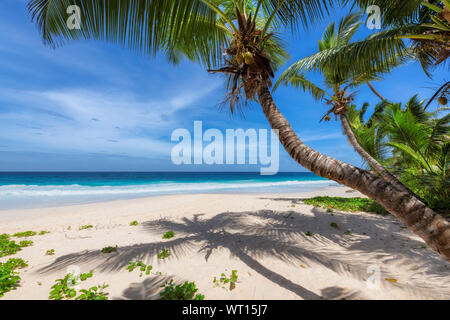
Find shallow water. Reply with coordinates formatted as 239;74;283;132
0;172;338;209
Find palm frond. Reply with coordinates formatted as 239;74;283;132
273;72;327;101
28;0;228;68
262;0;335;32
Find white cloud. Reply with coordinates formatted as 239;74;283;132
0;84;219;157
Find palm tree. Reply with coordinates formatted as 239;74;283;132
27;0;450;261
287;0;449;81
274;12;410;189
348;96;449;211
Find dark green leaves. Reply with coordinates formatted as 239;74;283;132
28;0;228;68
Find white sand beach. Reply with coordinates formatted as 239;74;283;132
1;186;449;300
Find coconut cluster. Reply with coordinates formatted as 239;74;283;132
208;7;274;113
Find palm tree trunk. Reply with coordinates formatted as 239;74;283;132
367;82;387;101
257;84;450;262
339;114;411;191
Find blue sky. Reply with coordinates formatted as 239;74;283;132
0;0;447;172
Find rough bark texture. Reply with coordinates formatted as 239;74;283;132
257;84;450;262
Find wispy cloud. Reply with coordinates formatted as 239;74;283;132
0;84;219;157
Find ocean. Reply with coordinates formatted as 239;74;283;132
0;172;338;210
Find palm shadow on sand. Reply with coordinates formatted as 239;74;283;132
37;206;450;299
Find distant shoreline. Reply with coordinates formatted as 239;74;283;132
0;172;338;210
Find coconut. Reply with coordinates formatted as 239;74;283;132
244;52;254;65
236;53;244;65
438;96;448;106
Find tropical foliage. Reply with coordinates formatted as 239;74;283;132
274;12;400;121
347;96;449;212
281;0;449;81
274;11;408;190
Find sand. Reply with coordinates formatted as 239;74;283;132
1;186;449;300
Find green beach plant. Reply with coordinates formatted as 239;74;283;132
49;274;78;300
13;231;37;238
129;220;139;226
19;240;33;248
79;270;94;281
162;231;175;239
0;258;28;298
157;249;171;259
76;284;109;300
45;249;55;256
101;246;118;254
38;231;50;235
79;225;93;230
0;234;33;257
159;279;204;300
127;261;153;276
0;259;28;297
303;196;388;215
49;271;94;300
213;270;238;291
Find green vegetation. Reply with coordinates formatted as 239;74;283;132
49;271;95;300
0;234;33;257
330;222;339;229
76;284;109;300
157;249;170;259
45;249;55;256
127;261;152;276
213;270;238;291
347;97;449;213
344;230;352;235
38;231;50;235
129;220;139;226
305;232;313;237
13;231;36;238
49;274;78;300
101;246;117;254
19;240;33;247
0;258;28;298
162;231;175;239
303;196;388;215
80;270;94;281
159;280;204;300
79;225;93;230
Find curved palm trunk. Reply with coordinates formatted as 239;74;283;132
339;114;413;192
257;84;450;262
367;82;387;101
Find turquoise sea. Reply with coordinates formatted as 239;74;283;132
0;172;337;209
